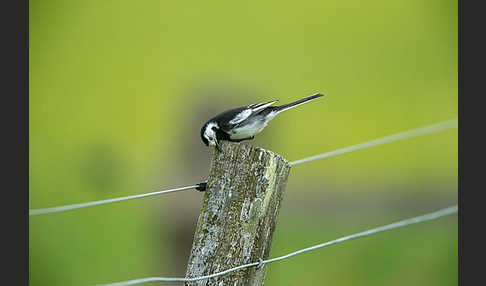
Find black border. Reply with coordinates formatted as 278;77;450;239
458;0;481;285
3;0;29;285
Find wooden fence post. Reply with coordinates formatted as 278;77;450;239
185;141;291;286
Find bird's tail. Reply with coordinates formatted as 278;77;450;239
275;93;325;113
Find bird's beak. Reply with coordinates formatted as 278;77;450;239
215;140;222;152
209;138;222;152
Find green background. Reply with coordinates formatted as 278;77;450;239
29;0;457;285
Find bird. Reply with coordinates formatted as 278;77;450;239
200;93;325;152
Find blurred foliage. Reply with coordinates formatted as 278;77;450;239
29;0;457;285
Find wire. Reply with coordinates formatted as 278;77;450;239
290;118;457;166
29;184;201;216
29;118;457;216
96;205;458;286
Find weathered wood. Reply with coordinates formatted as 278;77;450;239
185;141;291;286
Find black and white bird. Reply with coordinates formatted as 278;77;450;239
200;93;325;151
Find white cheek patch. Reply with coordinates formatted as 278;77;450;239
204;122;218;144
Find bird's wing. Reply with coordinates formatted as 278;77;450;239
229;109;253;124
247;100;278;112
229;100;278;125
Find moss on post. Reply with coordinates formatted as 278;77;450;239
185;141;291;286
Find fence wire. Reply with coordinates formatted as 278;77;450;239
29;184;201;216
290;118;457;166
96;205;458;286
29;119;457;216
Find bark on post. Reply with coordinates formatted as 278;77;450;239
185;141;291;286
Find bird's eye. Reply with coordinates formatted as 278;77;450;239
212;126;218;131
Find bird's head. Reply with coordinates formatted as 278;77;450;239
201;122;222;152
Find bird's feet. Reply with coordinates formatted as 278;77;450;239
215;143;222;153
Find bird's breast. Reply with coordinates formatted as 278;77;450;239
229;116;274;140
